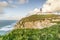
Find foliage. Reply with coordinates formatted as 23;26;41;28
20;14;60;22
2;24;60;40
0;36;3;40
1;14;60;40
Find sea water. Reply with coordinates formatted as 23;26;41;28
0;20;18;35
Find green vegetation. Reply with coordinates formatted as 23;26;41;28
0;14;60;40
2;24;60;40
0;36;3;40
20;14;60;22
15;14;60;29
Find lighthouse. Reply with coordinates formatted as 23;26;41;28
40;8;42;13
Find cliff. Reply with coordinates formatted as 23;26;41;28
2;14;60;40
14;14;60;29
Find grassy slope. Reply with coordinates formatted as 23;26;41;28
1;14;60;40
19;14;60;22
2;24;60;40
14;14;60;29
0;36;3;40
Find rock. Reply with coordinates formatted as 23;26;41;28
14;14;60;29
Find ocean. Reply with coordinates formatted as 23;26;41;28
0;20;18;35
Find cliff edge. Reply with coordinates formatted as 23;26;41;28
14;14;60;29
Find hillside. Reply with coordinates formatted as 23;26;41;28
2;24;60;40
14;14;60;29
0;14;60;40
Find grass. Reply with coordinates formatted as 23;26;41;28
0;38;2;40
0;36;3;40
19;14;60;22
2;24;60;40
0;14;60;40
14;14;60;29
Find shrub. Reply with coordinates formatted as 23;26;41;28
2;24;60;40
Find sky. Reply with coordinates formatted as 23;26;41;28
0;0;60;20
0;0;46;20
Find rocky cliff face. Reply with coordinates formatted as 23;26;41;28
14;14;60;29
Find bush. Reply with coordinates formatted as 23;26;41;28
2;24;60;40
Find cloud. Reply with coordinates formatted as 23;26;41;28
0;15;22;20
27;8;40;16
0;1;8;15
0;1;8;7
8;0;29;4
8;0;13;3
28;0;60;15
18;0;29;4
0;0;29;15
42;0;60;12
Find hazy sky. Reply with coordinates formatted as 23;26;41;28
0;0;46;20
